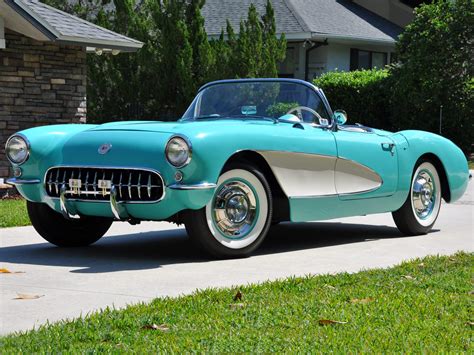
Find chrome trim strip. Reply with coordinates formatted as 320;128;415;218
60;184;80;220
6;178;41;185
168;182;217;190
44;166;166;204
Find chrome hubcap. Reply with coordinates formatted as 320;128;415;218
212;180;257;238
412;170;436;219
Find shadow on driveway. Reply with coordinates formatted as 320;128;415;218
0;222;423;273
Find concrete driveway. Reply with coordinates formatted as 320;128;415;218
1;178;472;335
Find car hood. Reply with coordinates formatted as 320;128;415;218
87;119;276;135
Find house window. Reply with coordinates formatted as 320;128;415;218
350;49;388;70
399;0;432;8
278;47;296;78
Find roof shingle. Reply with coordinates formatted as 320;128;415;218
203;0;402;43
6;0;142;51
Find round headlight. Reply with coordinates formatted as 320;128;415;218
6;135;30;165
165;136;192;168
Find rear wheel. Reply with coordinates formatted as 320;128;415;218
392;161;442;235
27;201;113;247
184;163;273;258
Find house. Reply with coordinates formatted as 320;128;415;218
202;0;415;80
0;0;142;180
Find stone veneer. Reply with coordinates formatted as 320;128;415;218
0;29;87;179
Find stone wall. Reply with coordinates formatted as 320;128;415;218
0;29;87;179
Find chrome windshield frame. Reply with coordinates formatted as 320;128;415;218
181;78;334;126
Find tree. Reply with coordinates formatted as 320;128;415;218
185;0;214;92
222;0;286;78
391;0;473;154
40;0;287;121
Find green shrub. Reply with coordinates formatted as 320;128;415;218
391;0;473;155
314;69;393;130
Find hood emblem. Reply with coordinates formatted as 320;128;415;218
98;143;112;155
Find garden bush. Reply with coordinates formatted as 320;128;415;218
314;70;392;130
391;0;473;155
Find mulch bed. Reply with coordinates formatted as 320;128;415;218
0;185;21;200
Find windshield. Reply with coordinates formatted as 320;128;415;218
182;81;330;123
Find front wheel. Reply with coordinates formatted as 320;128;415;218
27;201;113;247
392;161;442;235
184;164;273;258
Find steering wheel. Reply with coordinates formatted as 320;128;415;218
286;106;324;124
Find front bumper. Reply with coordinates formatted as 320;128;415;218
11;177;216;221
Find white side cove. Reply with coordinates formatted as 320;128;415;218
0;17;5;49
335;157;383;195
258;150;382;198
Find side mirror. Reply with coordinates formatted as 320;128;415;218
333;110;347;125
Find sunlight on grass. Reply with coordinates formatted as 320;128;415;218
0;198;30;228
1;253;472;352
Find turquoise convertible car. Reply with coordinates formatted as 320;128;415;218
5;79;470;258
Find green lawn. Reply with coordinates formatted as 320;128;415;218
0;198;30;228
469;159;474;169
1;253;472;353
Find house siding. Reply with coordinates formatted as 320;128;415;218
0;29;87;179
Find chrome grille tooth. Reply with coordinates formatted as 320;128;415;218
47;172;53;193
78;171;82;196
128;173;132;199
147;174;152;198
137;173;142;199
118;172;123;199
93;172;98;198
84;171;89;193
54;169;59;195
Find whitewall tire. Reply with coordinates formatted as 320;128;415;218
184;163;273;258
393;161;442;235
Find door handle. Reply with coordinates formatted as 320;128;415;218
381;143;396;155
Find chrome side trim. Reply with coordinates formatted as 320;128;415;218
43;165;166;204
6;178;41;185
168;182;217;190
60;184;80;219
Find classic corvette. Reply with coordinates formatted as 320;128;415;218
6;79;470;258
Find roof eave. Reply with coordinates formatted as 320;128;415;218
5;0;143;52
311;33;398;46
57;36;143;52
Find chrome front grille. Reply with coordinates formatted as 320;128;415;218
45;167;164;202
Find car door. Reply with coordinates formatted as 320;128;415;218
333;128;398;200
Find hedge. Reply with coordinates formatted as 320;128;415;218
314;70;393;130
314;69;471;155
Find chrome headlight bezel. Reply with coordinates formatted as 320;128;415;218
5;134;30;165
165;135;192;168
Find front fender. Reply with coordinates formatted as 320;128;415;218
398;130;469;203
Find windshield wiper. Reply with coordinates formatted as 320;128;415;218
192;114;221;120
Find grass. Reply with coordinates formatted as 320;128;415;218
469;159;474;169
1;253;472;353
0;198;30;228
